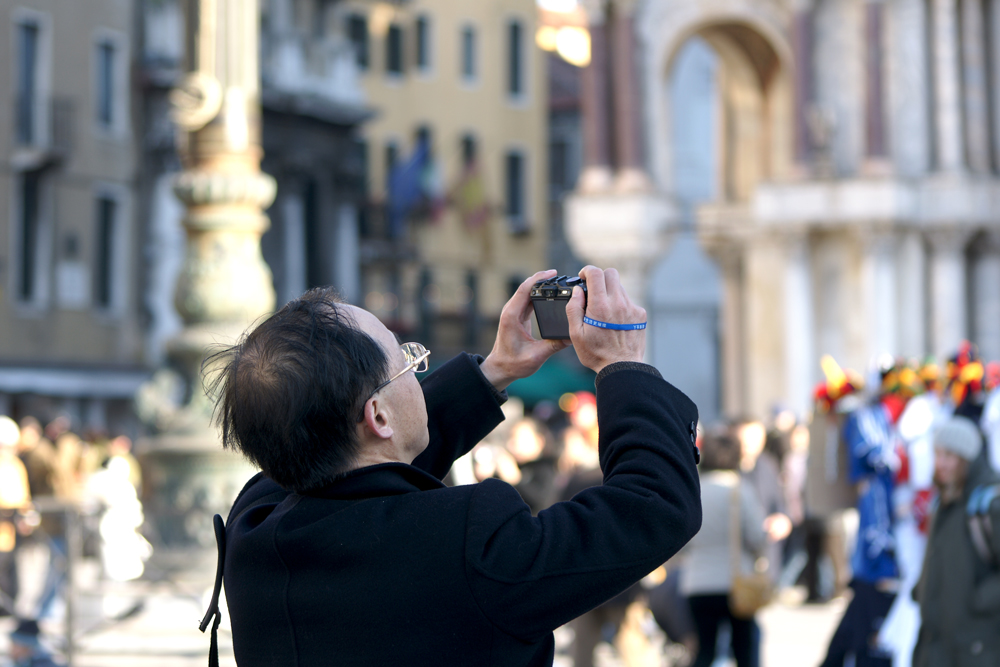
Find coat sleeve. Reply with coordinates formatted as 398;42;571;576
463;367;702;641
411;353;507;480
739;481;767;559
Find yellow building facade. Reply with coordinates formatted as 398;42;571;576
346;0;548;357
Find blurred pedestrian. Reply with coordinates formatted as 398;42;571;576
8;618;63;667
505;417;558;514
982;367;1000;472
877;362;941;667
0;417;31;616
83;453;151;581
805;358;863;603
820;358;907;667
912;417;1000;667
680;429;766;667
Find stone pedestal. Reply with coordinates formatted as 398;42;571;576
564;191;676;310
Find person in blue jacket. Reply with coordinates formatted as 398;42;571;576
203;266;702;667
821;371;905;667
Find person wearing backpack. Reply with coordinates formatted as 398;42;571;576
913;416;1000;667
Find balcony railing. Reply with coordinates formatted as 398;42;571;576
11;95;74;168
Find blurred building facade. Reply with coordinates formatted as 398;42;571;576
346;0;549;358
0;1;146;433
567;0;1000;421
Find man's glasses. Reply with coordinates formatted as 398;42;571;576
357;342;431;422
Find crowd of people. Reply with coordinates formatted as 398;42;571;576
0;415;148;666
438;339;1000;667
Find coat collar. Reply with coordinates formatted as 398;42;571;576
302;462;447;501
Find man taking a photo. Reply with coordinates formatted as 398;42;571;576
207;266;702;666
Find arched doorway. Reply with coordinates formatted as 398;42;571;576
645;11;793;421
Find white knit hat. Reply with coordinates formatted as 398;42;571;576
933;416;983;462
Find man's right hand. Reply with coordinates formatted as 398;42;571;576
566;266;646;374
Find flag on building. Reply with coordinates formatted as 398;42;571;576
388;141;430;237
450;163;491;229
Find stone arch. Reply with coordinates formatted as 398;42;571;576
639;2;795;202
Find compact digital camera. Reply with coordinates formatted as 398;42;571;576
530;275;587;340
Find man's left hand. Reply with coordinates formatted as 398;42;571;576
480;270;571;392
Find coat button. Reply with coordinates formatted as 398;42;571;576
971;641;983;656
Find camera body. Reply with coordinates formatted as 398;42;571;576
530;275;587;340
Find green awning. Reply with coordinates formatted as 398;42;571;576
506;355;596;406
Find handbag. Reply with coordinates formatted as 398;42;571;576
727;481;773;619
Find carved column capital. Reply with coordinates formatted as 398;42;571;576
926;226;975;253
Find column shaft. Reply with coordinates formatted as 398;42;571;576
928;229;972;358
962;0;991;173
932;0;965;172
896;230;928;357
973;231;1000;361
865;1;888;158
792;8;814;165
579;20;613;192
991;0;1000;169
861;229;898;358
716;246;746;418
785;233;815;419
610;12;644;178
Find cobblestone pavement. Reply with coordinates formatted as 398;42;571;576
0;585;845;667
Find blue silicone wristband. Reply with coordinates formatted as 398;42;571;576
583;316;647;331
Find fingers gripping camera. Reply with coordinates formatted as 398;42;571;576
530;275;587;340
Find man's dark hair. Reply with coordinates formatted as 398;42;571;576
208;288;390;493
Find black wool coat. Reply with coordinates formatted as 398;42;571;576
222;353;702;666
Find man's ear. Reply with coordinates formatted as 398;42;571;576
360;396;394;441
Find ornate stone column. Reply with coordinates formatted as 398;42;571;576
784;230;815;419
972;230;1000;362
138;0;276;559
931;0;965;172
609;0;648;192
859;227;898;359
927;228;973;358
961;0;991;173
578;8;613;193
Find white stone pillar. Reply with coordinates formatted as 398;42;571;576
973;230;1000;362
896;230;928;358
961;0;991;173
785;232;815;419
861;228;898;360
931;0;965;172
928;229;973;358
